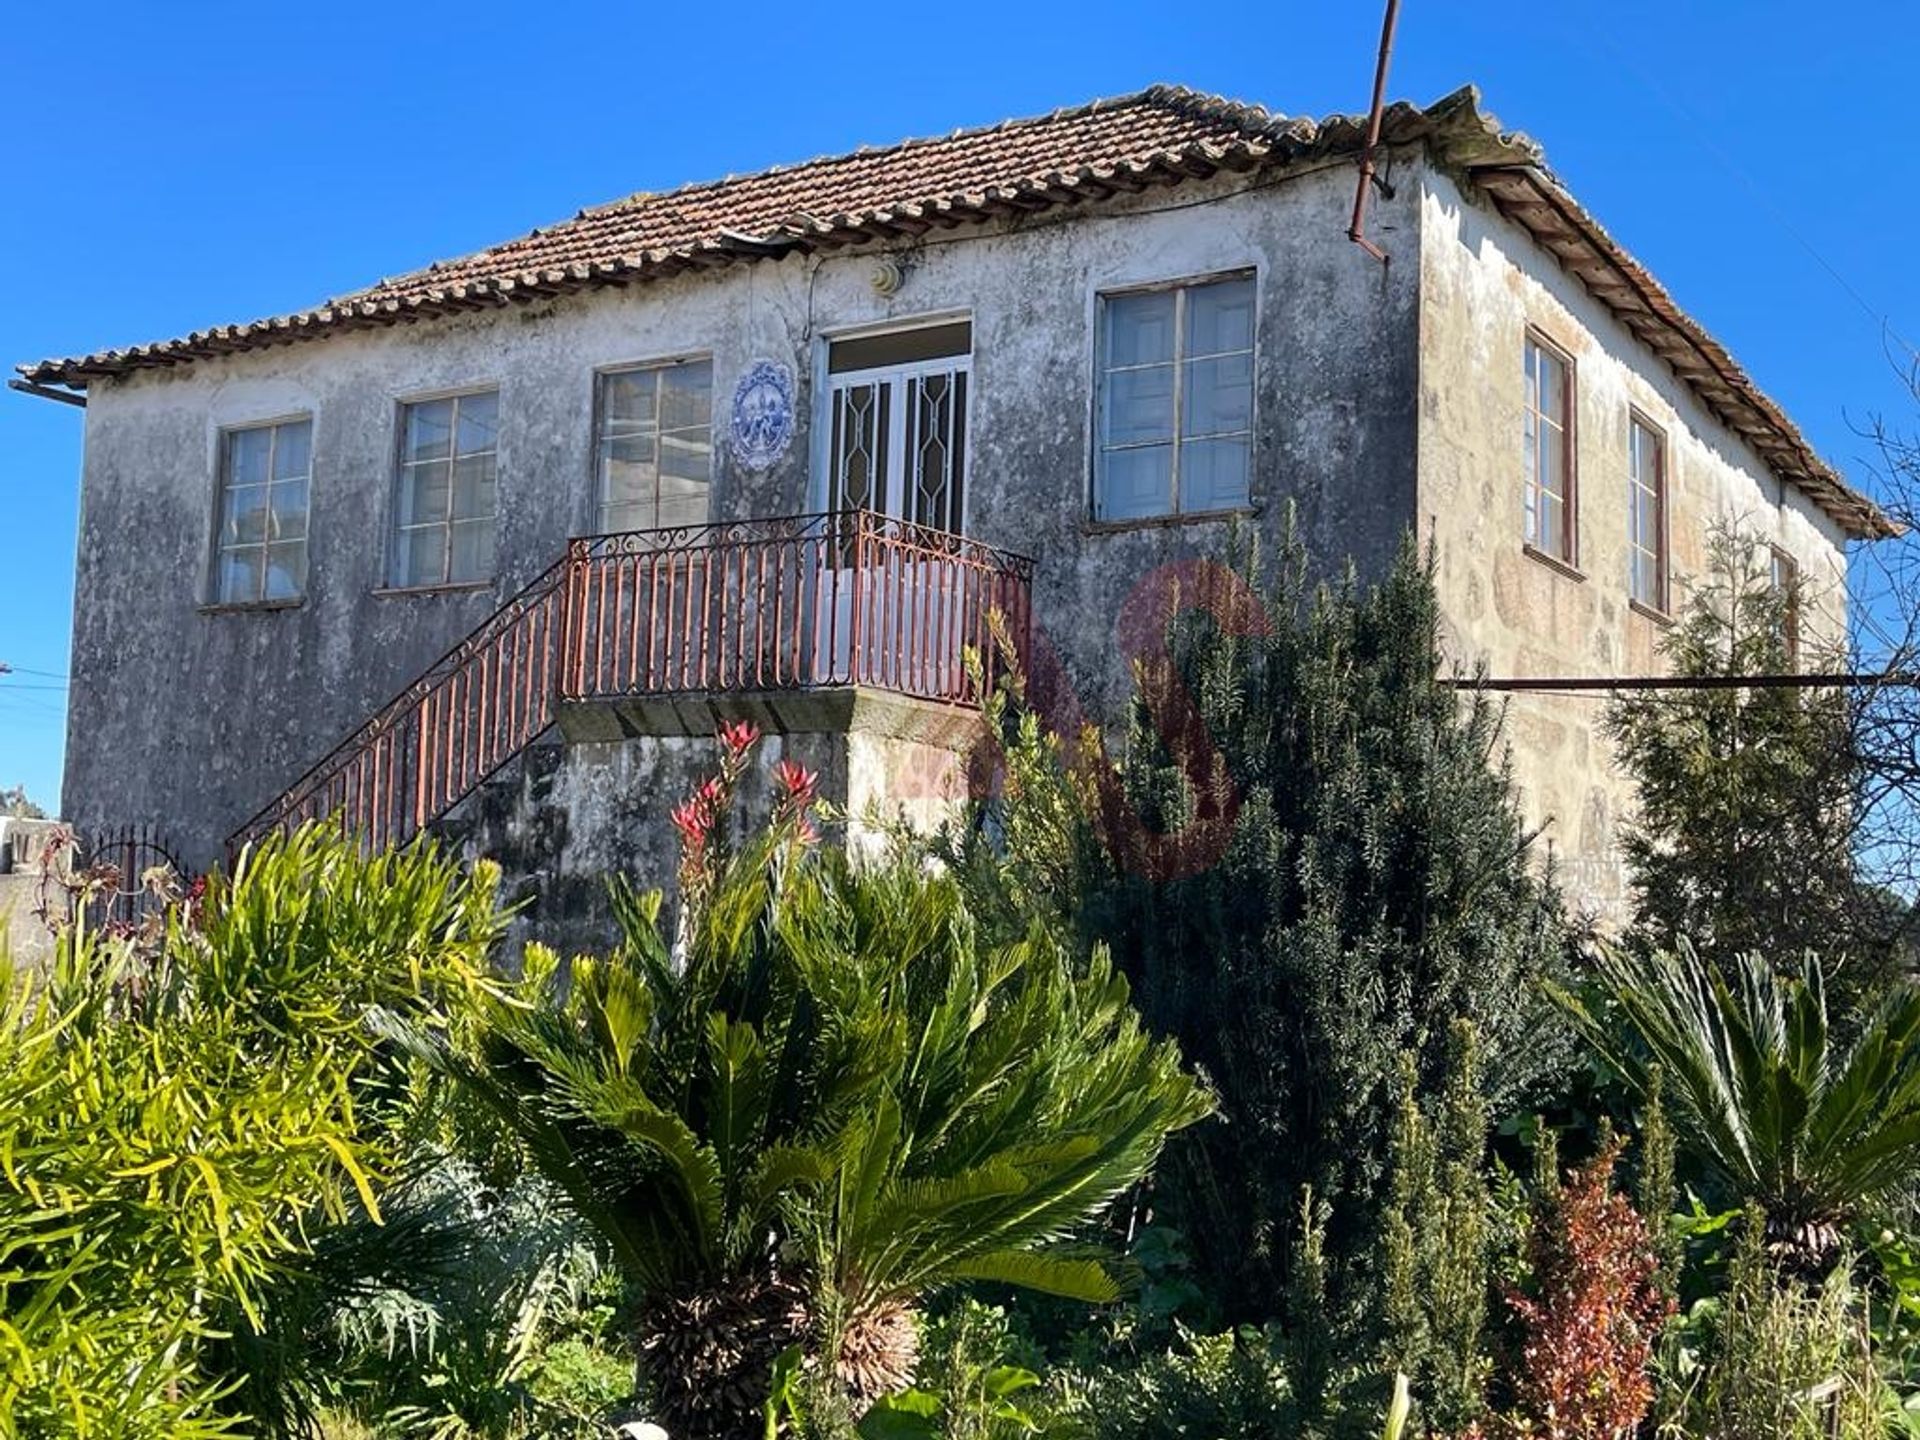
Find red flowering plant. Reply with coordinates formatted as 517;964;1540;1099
1488;1137;1674;1440
774;757;821;847
669;721;833;925
672;720;762;906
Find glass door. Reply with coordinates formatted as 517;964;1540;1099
815;320;972;688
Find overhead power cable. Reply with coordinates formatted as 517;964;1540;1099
1447;671;1920;694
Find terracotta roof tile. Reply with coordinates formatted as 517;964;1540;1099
14;83;1889;538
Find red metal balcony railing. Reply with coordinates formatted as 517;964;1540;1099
564;511;1033;705
227;511;1033;857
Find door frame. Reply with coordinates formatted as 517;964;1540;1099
808;312;974;536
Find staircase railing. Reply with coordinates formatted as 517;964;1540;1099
227;555;572;857
226;512;1033;859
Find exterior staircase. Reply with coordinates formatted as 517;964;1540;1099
226;512;1032;858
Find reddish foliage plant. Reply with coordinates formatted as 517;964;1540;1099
1495;1139;1673;1440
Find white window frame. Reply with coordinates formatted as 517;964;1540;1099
210;414;313;607
1092;269;1257;523
592;356;715;535
812;316;973;535
388;386;500;590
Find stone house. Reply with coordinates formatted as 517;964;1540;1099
15;85;1889;941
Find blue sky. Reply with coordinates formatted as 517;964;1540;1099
3;0;1916;812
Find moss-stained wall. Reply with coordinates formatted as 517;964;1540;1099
65;160;1420;874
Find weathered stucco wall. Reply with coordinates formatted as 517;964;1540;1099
64;158;1421;877
1415;162;1850;926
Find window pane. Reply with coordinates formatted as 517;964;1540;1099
448;519;494;583
272;421;312;480
400;527;444;588
455;391;498;456
265;542;307;601
1105;291;1176;369
1536;492;1562;557
1104;366;1175;446
403;461;451;525
226;484;271;545
1541;350;1568;423
228;427;271;485
269;480;309;540
660;362;712;432
219;549;264;605
603;498;650;534
657;478;708;531
828;323;970;373
451;453;496;521
1183;353;1253;437
660;432;710;483
1181;437;1251;512
1540;421;1566;504
1185;277;1255;357
1099;445;1173;521
605;369;659;427
404;399;454;463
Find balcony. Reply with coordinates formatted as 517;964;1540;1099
228;511;1034;856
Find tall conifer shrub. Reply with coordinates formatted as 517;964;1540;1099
1019;527;1572;1338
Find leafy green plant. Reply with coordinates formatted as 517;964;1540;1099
1604;526;1901;1014
1380;1020;1493;1432
315;1162;626;1439
409;727;1211;1439
0;826;502;1436
1043;1326;1292;1440
1555;941;1920;1275
857;1302;1045;1440
1688;1209;1885;1440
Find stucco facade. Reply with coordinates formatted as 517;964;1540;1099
1415;165;1851;926
24;87;1874;935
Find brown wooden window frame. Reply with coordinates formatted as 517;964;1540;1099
1523;330;1579;569
1627;410;1669;614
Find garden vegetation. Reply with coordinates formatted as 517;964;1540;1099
10;524;1920;1438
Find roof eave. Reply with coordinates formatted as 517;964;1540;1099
1457;158;1893;542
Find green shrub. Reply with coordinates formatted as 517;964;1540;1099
409;728;1211;1440
1045;1326;1292;1440
1688;1211;1885;1440
957;526;1572;1342
0;826;502;1436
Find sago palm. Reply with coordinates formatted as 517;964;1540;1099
775;853;1213;1407
409;740;1210;1439
1553;942;1920;1273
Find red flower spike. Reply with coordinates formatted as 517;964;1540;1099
718;720;761;758
776;759;818;803
670;799;710;847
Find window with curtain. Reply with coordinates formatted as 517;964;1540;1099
597;360;713;534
